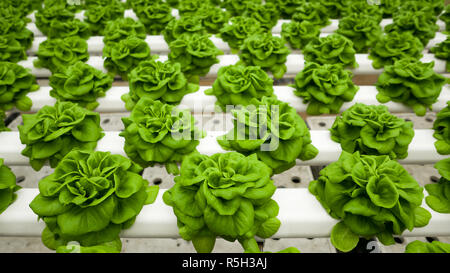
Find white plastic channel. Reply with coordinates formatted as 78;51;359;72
26;9;447;34
17;54;448;78
0;188;449;238
0;129;446;166
27;32;447;55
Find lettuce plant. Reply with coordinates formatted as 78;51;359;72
43;0;84;12
430;37;450;73
369;32;424;69
163;151;282;253
168;33;223;81
103;17;147;45
123;58;199;110
103;36;152;80
0;0;36;17
267;0;303;19
218;96;318;174
45;19;91;40
0;158;20;214
219;16;264;52
303;34;357;68
424;158;450;213
0;36;27;63
341;0;383;23
399;1;436;15
319;0;349;19
309;151;431;253
18;101;105;171
0;17;34;50
384;11;439;47
441;5;450;31
242;3;279;31
409;0;445;16
281;21;320;50
34;36;89;73
239;33;290;79
330;103;415;159
35;5;75;36
405;240;450;253
84;1;125;35
0;62;39;111
134;2;174;35
292;1;331;27
375;58;447;116
120;98;204;175
221;0;261;16
196;5;230;34
29;150;159;253
163;16;206;44
336;13;383;53
433;102;450;155
49;61;113;110
379;0;401;18
291;62;359;115
205;64;274;110
177;0;204;16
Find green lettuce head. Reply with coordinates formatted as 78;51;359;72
0;35;27;64
319;0;349;19
45;18;91;40
242;2;279;31
281;21;320;50
375;58;447;116
29;150;159;253
134;2;174;35
35;5;75;36
430;37;450;73
0;62;39;111
265;0;302;19
196;5;230;34
123;58;199;110
384;10;439;47
405;240;450;253
291;62;359;115
425;158;450;213
18;101;105;171
408;0;444;16
292;1;331;27
219;16;264;52
379;0;401;18
163;16;206;44
336;13;383;53
303;34;357;68
239;33;290;79
0;17;34;50
433;102;450;155
177;0;204;16
49;61;113;110
168;33;223;81
330;103;415;159
103;36;152;81
84;1;125;35
163;151;281;253
309;151;431;253
34;36;89;73
103;17;147;45
120;97;204;175
222;0;262;16
218;96;318;174
341;0;383;22
369;32;424;69
205;64;274;110
0;158;20;214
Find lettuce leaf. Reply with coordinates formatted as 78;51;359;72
303;34;357;68
433;101;450;155
425;158;450;213
0;158;20;214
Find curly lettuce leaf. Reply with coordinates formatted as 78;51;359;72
309;151;431;252
430;36;450;73
103;17;147;45
330;103;415;159
292;1;331;27
336;13;382;53
375;58;447;116
0;62;39;111
219;16;264;52
303;34;357;68
84;0;125;35
163;16;206;44
281;21;320;50
0;17;34;50
29;150;159;252
134;2;174;35
291;62;359;115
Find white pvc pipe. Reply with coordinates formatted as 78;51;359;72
27;85;450;114
0;188;449;238
27;32;447;56
17;54;448;78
